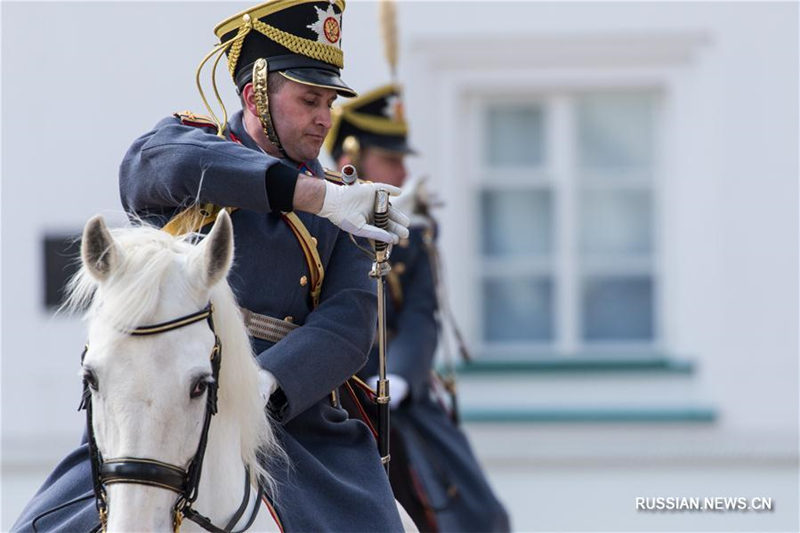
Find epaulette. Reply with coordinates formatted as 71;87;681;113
173;110;218;130
322;168;346;185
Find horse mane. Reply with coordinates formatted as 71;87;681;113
65;223;284;493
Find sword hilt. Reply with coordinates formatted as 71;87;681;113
374;189;390;257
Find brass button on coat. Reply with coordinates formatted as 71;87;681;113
394;262;406;275
300;275;308;286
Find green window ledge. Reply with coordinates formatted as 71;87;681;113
448;355;716;423
459;407;717;423
453;355;694;375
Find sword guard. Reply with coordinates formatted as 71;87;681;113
370;261;392;278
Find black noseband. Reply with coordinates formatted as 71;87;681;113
100;458;188;494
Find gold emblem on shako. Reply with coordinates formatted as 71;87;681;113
308;4;341;45
324;17;340;43
383;95;404;122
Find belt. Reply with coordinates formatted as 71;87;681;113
242;307;346;409
240;308;299;343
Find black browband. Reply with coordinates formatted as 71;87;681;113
77;304;265;532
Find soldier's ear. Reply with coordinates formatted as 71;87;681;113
241;83;259;117
81;215;122;282
190;210;234;288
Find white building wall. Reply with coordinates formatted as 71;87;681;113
390;0;798;437
2;2;797;531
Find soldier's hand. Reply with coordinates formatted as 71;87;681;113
368;374;409;409
317;181;410;244
258;368;278;407
393;175;433;228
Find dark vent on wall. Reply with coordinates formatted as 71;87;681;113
43;234;81;309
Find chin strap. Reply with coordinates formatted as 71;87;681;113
252;58;287;159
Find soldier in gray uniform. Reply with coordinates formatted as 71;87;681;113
327;84;511;533
13;1;412;532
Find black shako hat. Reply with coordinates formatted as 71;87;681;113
325;83;415;160
214;0;356;97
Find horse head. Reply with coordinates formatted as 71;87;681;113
71;212;281;532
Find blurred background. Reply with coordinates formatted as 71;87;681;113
2;1;797;531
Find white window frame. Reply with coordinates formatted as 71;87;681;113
468;87;664;358
404;33;706;360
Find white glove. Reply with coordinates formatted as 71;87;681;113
258;369;278;407
368;373;409;410
318;181;410;244
392;176;434;228
392;175;423;212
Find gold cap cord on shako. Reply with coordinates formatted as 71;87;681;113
195;0;356;146
325;83;415;164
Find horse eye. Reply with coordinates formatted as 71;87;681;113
190;378;210;399
83;369;99;392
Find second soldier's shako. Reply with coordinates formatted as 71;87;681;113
325;83;415;161
214;0;355;96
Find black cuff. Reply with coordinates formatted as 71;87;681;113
265;163;299;212
267;387;288;422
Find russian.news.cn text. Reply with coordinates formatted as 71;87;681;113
636;497;774;512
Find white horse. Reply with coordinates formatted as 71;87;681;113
71;211;418;532
70;211;283;532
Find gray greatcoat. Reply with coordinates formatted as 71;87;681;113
13;111;404;533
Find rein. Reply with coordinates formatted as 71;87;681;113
78;304;262;532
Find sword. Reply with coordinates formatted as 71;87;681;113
371;189;392;473
339;164;392;472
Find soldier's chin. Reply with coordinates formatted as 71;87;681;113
302;137;324;160
286;142;320;164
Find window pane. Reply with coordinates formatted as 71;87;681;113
43;234;81;309
580;189;652;254
582;276;653;341
481;189;553;257
483;277;554;342
485;104;545;166
578;92;656;171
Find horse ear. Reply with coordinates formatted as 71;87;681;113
81;215;121;282
194;210;234;287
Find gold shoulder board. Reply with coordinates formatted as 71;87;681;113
322;168;345;185
174;110;217;129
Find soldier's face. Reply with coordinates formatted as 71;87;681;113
360;148;407;188
272;80;337;162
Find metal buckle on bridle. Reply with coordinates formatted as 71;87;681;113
173;497;187;533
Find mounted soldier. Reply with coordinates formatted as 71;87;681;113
13;1;413;531
326;3;511;526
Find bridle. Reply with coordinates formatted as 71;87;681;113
78;304;264;532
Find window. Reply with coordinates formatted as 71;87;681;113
43;234;81;309
475;89;660;357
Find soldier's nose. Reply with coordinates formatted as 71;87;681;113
318;109;332;129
